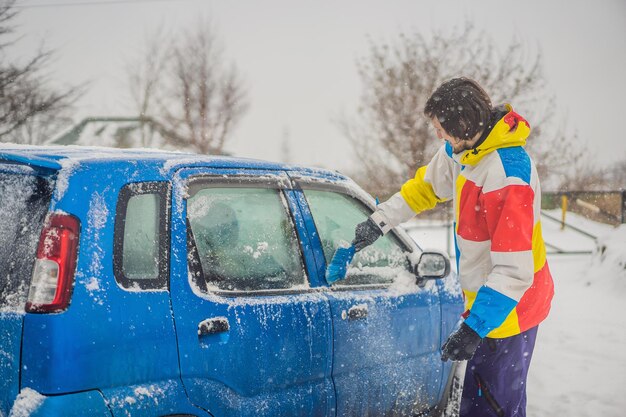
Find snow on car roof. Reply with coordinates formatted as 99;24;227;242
0;143;346;180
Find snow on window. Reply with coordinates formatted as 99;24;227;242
187;187;307;292
121;193;160;280
0;168;52;313
303;189;412;286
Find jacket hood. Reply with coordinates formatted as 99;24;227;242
453;104;531;166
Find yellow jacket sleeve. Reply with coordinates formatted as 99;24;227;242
400;144;454;213
400;166;446;214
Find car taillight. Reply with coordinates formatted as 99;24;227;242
26;213;80;313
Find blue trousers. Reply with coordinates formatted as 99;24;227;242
460;326;538;417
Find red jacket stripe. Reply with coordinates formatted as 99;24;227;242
516;262;554;332
483;185;534;252
457;179;490;242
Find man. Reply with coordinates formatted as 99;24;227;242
352;78;554;417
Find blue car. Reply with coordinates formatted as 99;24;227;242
0;145;463;417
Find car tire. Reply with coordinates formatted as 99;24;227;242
429;360;467;417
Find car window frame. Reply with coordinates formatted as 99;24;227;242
113;181;171;291
184;174;313;297
293;177;418;291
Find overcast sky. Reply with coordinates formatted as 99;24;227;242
12;0;626;173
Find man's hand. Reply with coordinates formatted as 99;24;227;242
441;322;482;362
352;218;383;252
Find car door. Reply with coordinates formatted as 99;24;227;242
294;177;444;417
169;168;335;417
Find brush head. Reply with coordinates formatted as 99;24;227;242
325;245;356;284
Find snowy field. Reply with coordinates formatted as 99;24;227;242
405;210;626;417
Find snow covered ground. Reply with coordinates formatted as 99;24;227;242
405;210;626;417
527;252;626;416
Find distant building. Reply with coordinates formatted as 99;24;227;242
49;117;175;150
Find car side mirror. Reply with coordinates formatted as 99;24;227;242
414;251;450;287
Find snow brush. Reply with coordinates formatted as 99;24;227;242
325;245;356;284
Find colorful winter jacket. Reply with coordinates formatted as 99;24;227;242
371;104;554;338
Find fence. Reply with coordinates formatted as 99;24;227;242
542;190;626;226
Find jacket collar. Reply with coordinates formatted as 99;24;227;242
452;104;531;166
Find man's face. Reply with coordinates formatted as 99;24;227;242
431;117;464;153
431;117;480;154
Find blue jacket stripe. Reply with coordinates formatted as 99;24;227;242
497;147;531;184
464;286;518;338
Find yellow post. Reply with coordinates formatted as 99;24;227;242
561;195;568;230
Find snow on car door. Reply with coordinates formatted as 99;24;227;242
298;182;443;416
169;168;334;417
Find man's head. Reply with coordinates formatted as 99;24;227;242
424;78;492;153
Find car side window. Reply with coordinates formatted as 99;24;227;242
114;182;170;290
186;186;307;292
303;189;410;286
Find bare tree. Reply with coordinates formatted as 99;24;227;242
559;155;626;192
127;21;248;154
339;23;585;197
126;26;170;147
609;158;626;190
7;111;74;145
0;0;78;144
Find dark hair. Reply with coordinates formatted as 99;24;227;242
424;77;492;140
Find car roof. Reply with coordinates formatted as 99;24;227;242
0;144;347;181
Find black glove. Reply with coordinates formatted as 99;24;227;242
441;322;482;362
352;218;383;252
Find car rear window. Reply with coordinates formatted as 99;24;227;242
0;165;53;312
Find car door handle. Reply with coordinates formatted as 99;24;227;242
343;304;368;321
198;317;230;336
